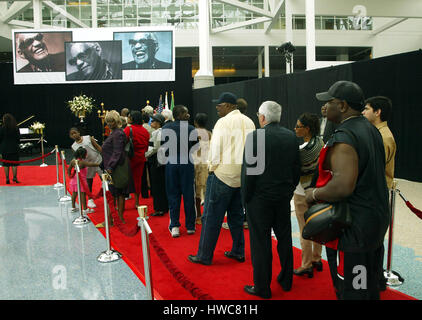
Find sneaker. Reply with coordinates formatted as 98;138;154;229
222;222;229;229
170;227;180;238
85;208;95;214
71;207;79;213
87;199;96;208
187;229;195;235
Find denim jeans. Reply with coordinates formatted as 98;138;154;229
196;173;245;264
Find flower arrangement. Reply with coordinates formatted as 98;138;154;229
67;94;95;119
30;121;45;134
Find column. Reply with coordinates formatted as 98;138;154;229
285;0;293;73
193;0;215;89
305;0;316;70
91;0;98;28
264;45;270;77
33;0;42;28
258;48;263;79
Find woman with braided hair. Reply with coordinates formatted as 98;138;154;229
293;112;325;278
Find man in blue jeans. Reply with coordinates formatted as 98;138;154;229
188;92;255;265
160;105;197;238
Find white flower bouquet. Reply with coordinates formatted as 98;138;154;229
30;121;45;134
67;94;95;118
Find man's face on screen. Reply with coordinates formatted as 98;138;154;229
129;33;156;65
17;33;49;64
69;43;101;77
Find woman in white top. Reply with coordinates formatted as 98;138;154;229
293;113;324;278
69;127;103;209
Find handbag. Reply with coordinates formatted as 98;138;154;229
125;126;134;158
302;201;352;245
111;156;129;189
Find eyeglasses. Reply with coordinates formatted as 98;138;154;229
129;39;155;47
68;47;93;66
19;33;43;49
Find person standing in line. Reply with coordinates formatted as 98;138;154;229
188;92;255;265
192;113;212;225
306;81;390;300
124;110;150;208
98;110;135;227
145;113;168;216
141;112;154;198
69;127;103;208
362;95;396;291
293;113;325;278
242;101;301;299
0;114;21;184
161;105;198;237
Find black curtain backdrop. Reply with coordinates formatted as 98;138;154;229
0;57;192;148
192;50;422;182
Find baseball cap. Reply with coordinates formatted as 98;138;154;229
150;113;165;125
316;81;365;110
212;92;238;105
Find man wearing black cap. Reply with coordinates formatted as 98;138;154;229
304;81;390;300
188;92;255;266
145;113;169;216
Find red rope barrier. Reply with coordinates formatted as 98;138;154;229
148;233;214;300
398;190;422;220
0;149;55;164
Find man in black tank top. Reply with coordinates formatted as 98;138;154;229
305;81;389;300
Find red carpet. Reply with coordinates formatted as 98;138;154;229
0;165;58;186
6;166;416;300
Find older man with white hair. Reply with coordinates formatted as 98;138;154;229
241;101;301;299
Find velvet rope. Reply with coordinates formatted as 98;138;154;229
148;233;214;300
0;149;55;164
104;189;139;237
398;190;422;220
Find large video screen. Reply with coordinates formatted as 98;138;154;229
12;27;175;85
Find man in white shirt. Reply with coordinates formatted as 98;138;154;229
188;92;255;265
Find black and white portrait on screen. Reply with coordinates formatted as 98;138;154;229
65;41;122;81
15;31;72;73
114;31;173;70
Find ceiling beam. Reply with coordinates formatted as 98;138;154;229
43;0;89;28
214;0;274;18
371;18;408;36
0;1;31;23
212;16;272;33
8;19;60;29
265;0;285;34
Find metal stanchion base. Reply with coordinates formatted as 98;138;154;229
40;163;48;167
97;250;122;263
54;183;64;189
384;270;404;287
59;195;72;202
72;215;90;226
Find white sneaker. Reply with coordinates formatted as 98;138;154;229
71;207;79;213
170;227;180;238
87;199;96;208
187;229;195;235
84;208;95;214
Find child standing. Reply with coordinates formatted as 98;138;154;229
69;127;102;208
68;147;101;214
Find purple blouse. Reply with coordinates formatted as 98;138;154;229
101;128;126;171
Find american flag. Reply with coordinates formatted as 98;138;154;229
157;95;163;113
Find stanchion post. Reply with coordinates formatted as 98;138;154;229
384;180;404;287
72;160;90;226
97;174;122;263
40;129;48;167
59;150;71;202
137;206;154;300
53;145;64;189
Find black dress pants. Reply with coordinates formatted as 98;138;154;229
246;197;293;296
149;162;168;212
